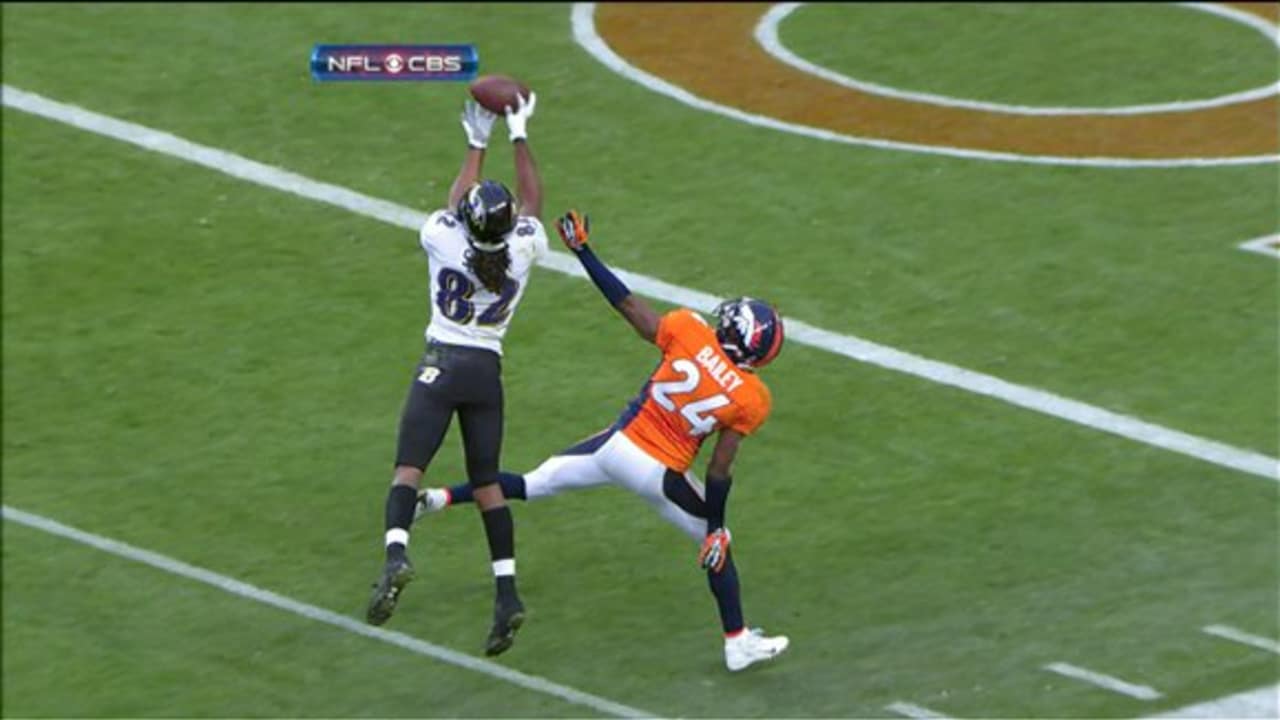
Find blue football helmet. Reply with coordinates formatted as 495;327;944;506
713;297;785;369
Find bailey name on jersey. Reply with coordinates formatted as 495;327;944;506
695;345;745;393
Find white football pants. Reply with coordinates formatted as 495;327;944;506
521;429;707;542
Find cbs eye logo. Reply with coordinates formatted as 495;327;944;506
310;44;479;82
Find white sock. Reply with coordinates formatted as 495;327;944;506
492;558;515;577
385;528;409;548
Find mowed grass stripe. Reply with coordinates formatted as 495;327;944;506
3;83;1276;482
1;505;654;719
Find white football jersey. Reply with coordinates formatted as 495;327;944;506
419;209;548;355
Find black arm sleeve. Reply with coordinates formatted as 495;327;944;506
704;474;732;532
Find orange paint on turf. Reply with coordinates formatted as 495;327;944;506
596;3;1279;160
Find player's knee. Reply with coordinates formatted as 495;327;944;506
467;470;499;489
471;482;507;510
393;465;423;487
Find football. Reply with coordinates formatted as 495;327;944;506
469;74;531;114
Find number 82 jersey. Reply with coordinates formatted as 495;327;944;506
420;209;549;355
616;309;772;472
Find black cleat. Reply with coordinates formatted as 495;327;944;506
366;557;415;626
484;597;526;656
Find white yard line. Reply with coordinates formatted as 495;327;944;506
1144;683;1280;719
1043;662;1163;700
570;3;1280;168
754;3;1280;117
1202;624;1280;655
1238;234;1280;259
1;505;654;719
3;84;1277;483
885;701;955;718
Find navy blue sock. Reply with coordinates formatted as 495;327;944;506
448;472;526;504
498;472;528;499
447;482;473;503
707;556;745;635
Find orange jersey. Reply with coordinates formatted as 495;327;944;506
616;309;772;471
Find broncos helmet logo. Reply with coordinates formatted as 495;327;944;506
714;297;784;369
733;306;759;347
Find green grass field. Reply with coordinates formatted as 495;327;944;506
3;3;1277;718
780;3;1280;106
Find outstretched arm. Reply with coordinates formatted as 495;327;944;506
555;210;661;343
506;93;542;219
448;148;485;209
512;141;541;219
448;101;497;208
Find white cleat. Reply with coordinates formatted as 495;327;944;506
724;627;789;672
412;488;450;523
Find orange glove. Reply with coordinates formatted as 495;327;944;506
555;210;590;251
698;528;732;573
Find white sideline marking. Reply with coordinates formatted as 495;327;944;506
1187;2;1280;46
1238;234;1280;259
570;3;1280;168
1144;683;1280;718
885;701;954;719
3;84;1277;482
1043;662;1162;700
1202;624;1280;655
755;3;1280;117
0;505;654;719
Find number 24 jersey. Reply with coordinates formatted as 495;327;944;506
419;209;549;356
617;309;772;472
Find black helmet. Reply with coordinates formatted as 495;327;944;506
456;180;516;251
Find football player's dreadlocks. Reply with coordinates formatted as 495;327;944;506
457;179;518;294
466;246;511;294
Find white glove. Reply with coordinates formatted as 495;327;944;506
504;92;537;143
461;100;497;149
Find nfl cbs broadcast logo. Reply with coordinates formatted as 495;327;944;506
311;44;478;81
